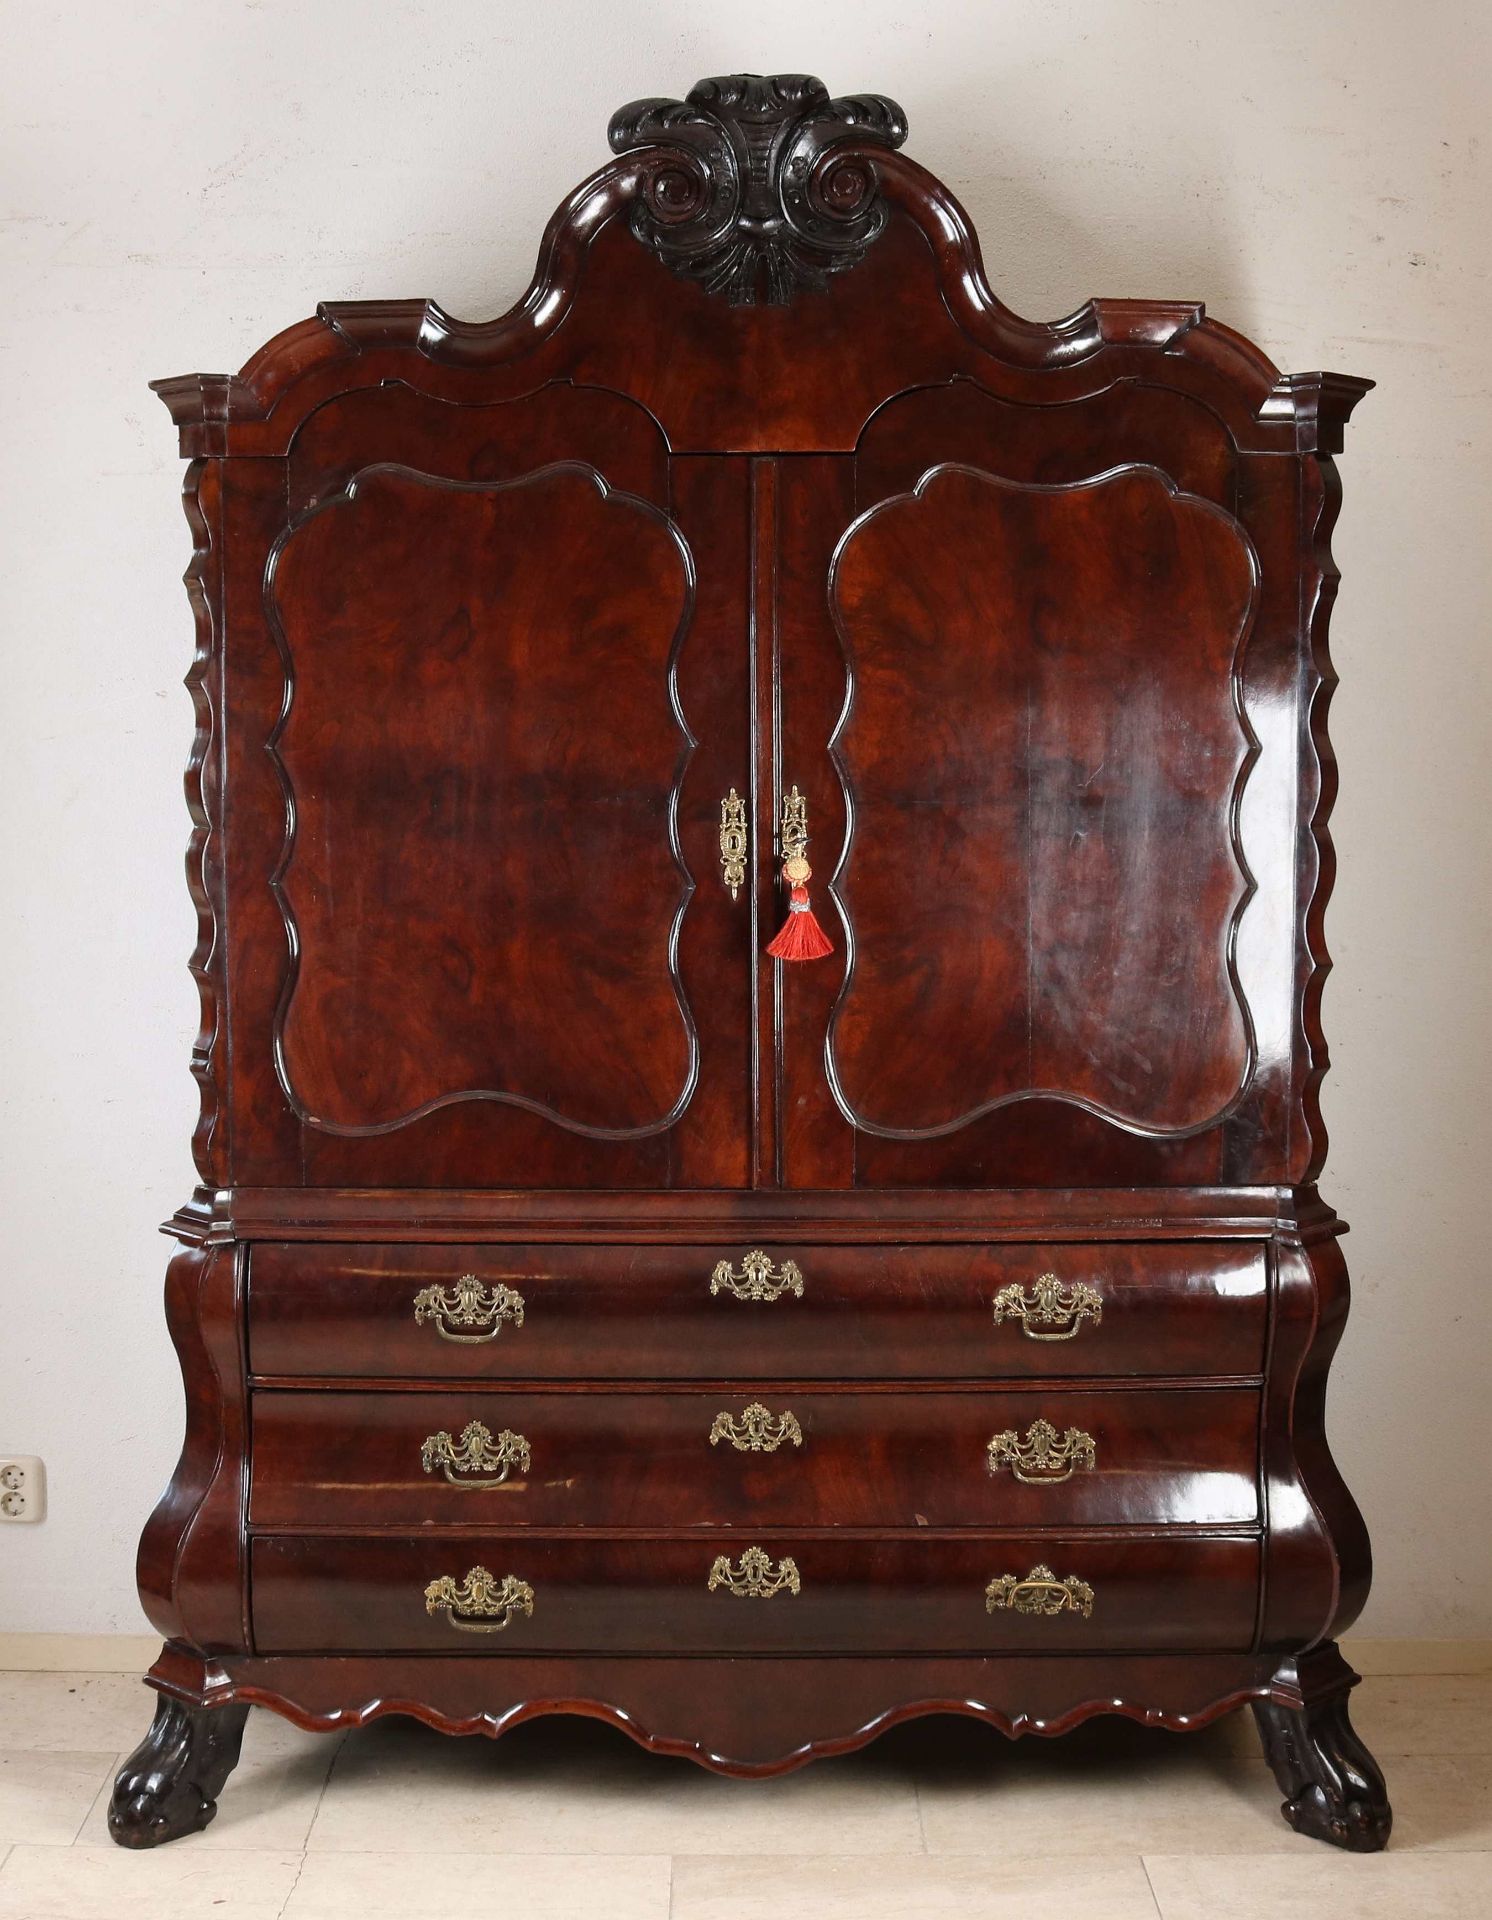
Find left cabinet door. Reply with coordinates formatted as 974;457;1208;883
216;397;753;1189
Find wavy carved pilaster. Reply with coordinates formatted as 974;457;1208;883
178;461;228;1190
1283;372;1370;1182
1297;457;1345;1185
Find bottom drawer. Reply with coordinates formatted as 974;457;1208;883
251;1532;1260;1655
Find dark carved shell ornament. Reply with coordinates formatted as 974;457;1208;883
608;73;908;307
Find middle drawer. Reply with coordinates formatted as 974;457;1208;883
249;1386;1259;1530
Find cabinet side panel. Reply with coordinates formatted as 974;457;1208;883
219;459;304;1181
137;1245;249;1655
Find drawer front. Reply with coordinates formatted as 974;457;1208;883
249;1386;1260;1530
250;1531;1261;1655
248;1241;1266;1381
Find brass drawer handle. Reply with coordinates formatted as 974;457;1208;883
986;1563;1095;1619
719;787;748;899
710;1402;803;1453
987;1419;1096;1485
424;1566;534;1633
413;1274;526;1343
992;1273;1103;1341
708;1547;801;1598
420;1420;531;1489
710;1250;804;1302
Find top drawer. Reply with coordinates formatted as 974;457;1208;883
247;1241;1266;1381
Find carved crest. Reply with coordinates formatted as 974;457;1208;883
608;72;907;306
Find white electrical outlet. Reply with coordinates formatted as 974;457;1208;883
0;1457;45;1523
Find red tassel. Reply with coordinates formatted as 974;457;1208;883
767;881;834;962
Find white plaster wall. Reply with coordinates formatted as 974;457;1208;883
1;0;1488;1637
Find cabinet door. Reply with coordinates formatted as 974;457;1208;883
772;434;1268;1189
234;403;752;1190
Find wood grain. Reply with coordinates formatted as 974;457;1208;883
126;69;1384;1852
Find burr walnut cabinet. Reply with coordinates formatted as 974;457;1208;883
109;72;1391;1851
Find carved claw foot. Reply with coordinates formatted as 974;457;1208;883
108;1695;249;1848
1252;1656;1391;1852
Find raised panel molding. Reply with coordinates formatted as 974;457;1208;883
284;379;671;514
264;460;699;1138
827;461;1260;1140
853;373;1240;509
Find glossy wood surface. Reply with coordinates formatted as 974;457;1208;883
247;1240;1267;1381
141;1640;1362;1775
108;1695;248;1848
126;70;1384;1852
147;1642;1275;1761
827;463;1257;1142
250;1530;1261;1655
767;455;1293;1188
268;460;705;1146
248;1384;1260;1530
167;129;1367;1195
207;1184;1299;1239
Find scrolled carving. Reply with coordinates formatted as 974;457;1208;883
608;72;907;305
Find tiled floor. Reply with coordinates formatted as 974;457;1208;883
0;1668;1487;1918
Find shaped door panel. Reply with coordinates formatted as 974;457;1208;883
821;461;1259;1148
266;461;703;1147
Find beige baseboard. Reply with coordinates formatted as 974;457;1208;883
1345;1637;1492;1675
0;1631;1488;1675
0;1633;160;1672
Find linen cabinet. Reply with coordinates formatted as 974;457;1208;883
110;72;1391;1852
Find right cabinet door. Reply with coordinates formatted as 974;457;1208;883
774;394;1286;1190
